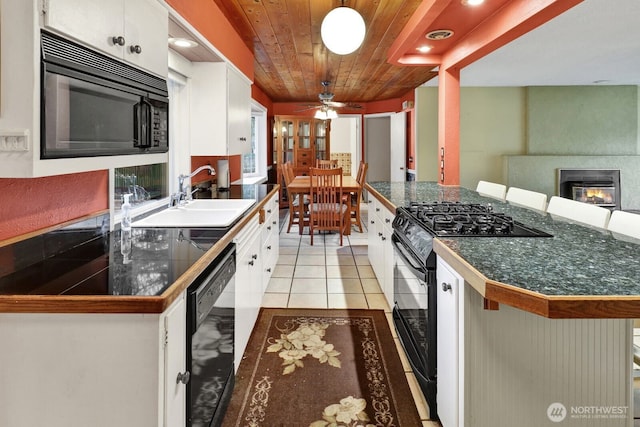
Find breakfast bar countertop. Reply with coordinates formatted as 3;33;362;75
0;184;279;314
366;181;640;318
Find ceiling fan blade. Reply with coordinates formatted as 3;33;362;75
294;104;322;112
325;101;363;109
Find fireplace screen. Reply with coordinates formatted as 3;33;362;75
572;185;616;207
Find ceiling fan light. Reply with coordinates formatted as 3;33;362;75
321;6;366;55
327;109;338;119
315;109;328;120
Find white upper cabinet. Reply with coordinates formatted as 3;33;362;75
190;62;251;156
43;0;168;77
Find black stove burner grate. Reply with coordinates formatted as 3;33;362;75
404;202;552;238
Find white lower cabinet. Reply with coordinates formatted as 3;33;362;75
233;215;262;370
367;195;395;306
436;256;632;427
0;293;187;427
163;294;188;426
261;193;280;292
436;257;463;427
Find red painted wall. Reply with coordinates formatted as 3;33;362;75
192;155;242;184
0;171;108;241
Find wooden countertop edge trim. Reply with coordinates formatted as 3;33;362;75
0;186;280;314
433;240;487;295
364;184;396;213
485;281;640;319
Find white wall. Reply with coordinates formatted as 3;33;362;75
330;116;358;177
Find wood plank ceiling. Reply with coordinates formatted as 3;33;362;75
213;0;438;104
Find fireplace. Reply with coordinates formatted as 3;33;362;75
557;169;621;210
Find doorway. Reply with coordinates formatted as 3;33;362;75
364;112;406;182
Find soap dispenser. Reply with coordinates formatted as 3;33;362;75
121;193;133;231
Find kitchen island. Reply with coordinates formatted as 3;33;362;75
366;181;640;318
366;181;637;427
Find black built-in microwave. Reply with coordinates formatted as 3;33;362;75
40;31;169;159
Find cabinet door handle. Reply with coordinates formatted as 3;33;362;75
273;220;277;225
267;209;272;214
176;371;190;385
248;260;254;266
370;220;375;224
376;207;380;212
385;218;391;223
378;232;383;237
442;283;452;292
267;226;272;231
129;44;142;54
111;36;125;46
381;236;386;241
266;268;272;273
267;245;272;250
252;254;258;260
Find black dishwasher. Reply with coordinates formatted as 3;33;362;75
186;243;235;427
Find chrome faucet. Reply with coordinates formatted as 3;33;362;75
170;165;216;207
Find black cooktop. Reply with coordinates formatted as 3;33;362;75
404;201;553;238
0;228;227;296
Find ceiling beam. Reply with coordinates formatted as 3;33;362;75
442;0;584;71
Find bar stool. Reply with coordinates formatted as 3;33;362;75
476;180;507;201
505;187;548;211
546;196;611;229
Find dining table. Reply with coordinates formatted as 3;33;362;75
286;174;361;235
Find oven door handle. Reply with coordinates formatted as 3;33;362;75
391;234;428;283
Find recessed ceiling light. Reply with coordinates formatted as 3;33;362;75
417;45;432;53
169;38;198;48
426;30;454;40
462;0;485;5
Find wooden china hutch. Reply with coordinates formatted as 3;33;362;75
273;116;331;202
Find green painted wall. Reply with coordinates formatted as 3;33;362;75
415;86;527;188
415;86;439;182
459;87;527;189
527;86;639;155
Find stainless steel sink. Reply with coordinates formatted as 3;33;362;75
131;199;256;228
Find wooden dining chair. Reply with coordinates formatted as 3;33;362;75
345;161;368;232
316;159;338;169
282;162;309;233
308;166;349;245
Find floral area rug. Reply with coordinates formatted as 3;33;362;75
222;308;422;427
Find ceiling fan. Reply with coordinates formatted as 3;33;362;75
296;81;363;114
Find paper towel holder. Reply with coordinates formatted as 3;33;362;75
217;159;230;192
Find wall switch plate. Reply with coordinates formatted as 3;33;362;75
0;131;29;152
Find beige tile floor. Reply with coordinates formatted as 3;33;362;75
262;207;441;427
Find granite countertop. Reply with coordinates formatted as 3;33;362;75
0;184;279;314
366;181;640;318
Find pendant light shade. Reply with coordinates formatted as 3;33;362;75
321;6;366;55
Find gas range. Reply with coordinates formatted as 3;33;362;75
402;201;553;238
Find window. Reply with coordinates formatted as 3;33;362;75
114;163;168;209
242;116;257;174
243;101;267;181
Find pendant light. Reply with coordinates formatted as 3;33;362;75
321;1;366;55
